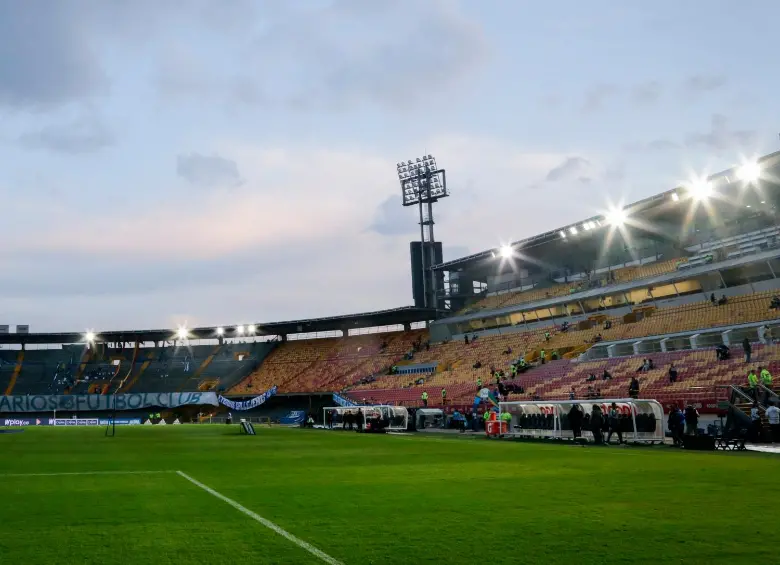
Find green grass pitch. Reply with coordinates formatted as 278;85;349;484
0;426;777;564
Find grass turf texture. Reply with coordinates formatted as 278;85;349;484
0;427;778;565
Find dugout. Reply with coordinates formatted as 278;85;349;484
415;408;445;429
323;405;408;431
498;399;664;444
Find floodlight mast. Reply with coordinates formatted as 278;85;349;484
397;155;448;308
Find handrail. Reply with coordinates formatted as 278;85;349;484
758;383;779;404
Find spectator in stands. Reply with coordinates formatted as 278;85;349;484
503;346;512;355
473;361;482;369
560;321;569;333
568;404;583;439
594;387;602;399
587;373;597;382
716;343;730;361
718;295;728;306
710;293;717;305
684;405;699;435
606;403;623;444
593;334;603;343
569;387;576;400
669;364;678;383
770;296;780;310
476;377;482;390
544;331;551;342
743;337;752;363
602;369;612;381
540;349;546;364
590;405;604;445
629;377;640;399
604;320;612;330
464;334;469;345
766;402;780;443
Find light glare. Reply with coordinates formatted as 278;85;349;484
688;178;713;200
738;161;761;182
176;326;189;340
85;331;96;342
237;325;245;334
606;208;627;226
247;324;256;334
216;327;224;335
499;245;512;259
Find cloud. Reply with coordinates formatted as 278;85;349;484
623;138;678;153
242;0;488;110
0;1;107;109
631;81;662;105
545;157;591;182
581;84;618;113
683;74;728;94
177;153;243;188
18;114;115;154
685;114;757;151
369;194;418;236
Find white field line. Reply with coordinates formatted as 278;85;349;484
0;470;175;477
176;470;344;565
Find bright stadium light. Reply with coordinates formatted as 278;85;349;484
606;208;627;227
499;245;512;259
559;230;566;239
247;324;256;334
569;226;578;235
687;178;713;200
216;327;224;336
176;326;189;340
737;161;761;182
236;325;245;335
671;192;680;202
84;331;96;343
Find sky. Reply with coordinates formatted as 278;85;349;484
1;0;779;333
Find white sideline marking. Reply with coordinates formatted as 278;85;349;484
0;470;175;477
176;470;344;565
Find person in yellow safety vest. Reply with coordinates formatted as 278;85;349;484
500;411;512;435
544;331;551;341
441;388;447;405
540;349;546;364
421;391;428;407
760;366;773;404
476;377;482;390
748;369;759;401
482;410;491;432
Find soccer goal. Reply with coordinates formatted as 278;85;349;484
498;398;665;444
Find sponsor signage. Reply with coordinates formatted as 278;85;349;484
0;392;219;413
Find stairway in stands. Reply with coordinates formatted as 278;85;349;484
4;351;25;395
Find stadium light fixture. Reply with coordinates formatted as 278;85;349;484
606;208;627;227
737;161;761;183
247;324;256;334
499;245;512;259
176;326;189;340
559;231;566;239
671;192;680;202
397;154;448;207
216;327;224;336
569;226;578;235
236;325;245;335
84;331;96;343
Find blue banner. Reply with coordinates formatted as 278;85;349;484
332;393;356;407
279;410;306;425
218;386;277;411
0;392;219;413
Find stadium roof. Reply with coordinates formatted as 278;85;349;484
0;306;440;345
434;150;780;273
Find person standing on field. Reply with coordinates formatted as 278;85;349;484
765;402;780;443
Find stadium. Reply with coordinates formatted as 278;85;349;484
3;147;780;563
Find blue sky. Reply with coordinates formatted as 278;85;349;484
1;0;778;332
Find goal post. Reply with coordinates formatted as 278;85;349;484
498;398;665;444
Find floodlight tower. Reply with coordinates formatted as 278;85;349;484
397;155;448;309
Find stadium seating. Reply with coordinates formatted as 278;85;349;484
461;256;685;314
347;292;780;406
6;342;269;396
230;330;427;394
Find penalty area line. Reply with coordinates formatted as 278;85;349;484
0;470;176;477
176;470;344;565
